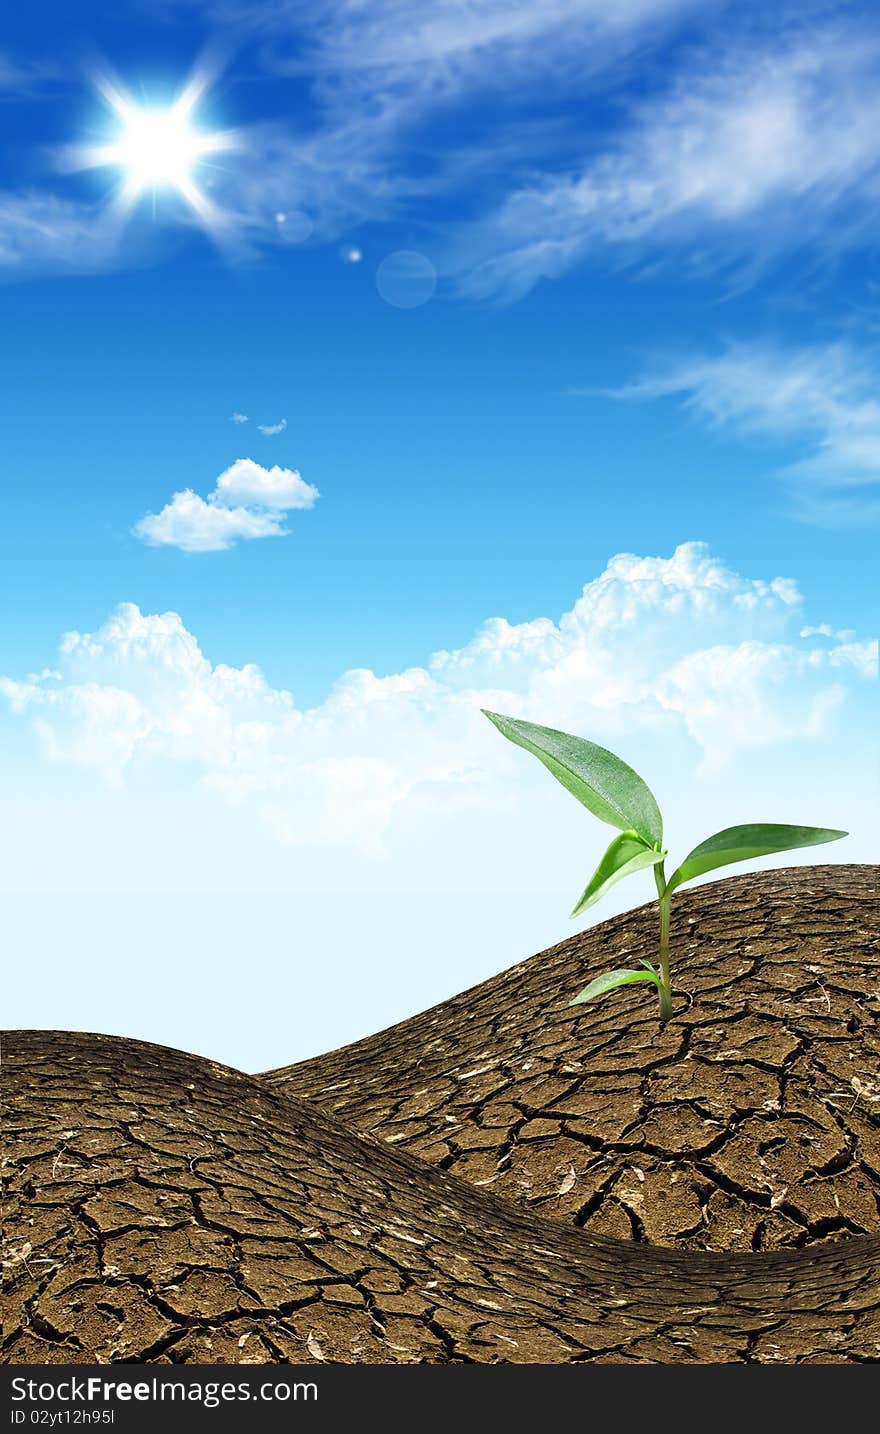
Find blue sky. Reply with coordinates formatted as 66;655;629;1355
1;1;877;1068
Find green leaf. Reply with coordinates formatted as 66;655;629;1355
481;710;663;846
570;830;666;916
666;823;848;894
568;967;661;1006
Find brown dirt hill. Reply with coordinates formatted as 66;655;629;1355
3;1029;879;1364
261;865;880;1252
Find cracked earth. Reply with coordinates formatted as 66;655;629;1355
3;865;879;1364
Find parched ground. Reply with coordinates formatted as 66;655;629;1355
3;865;879;1364
263;866;880;1252
2;1029;879;1365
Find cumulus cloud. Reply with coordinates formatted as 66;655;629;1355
133;490;287;554
212;458;317;511
2;543;873;853
133;458;320;553
230;412;249;424
257;418;287;436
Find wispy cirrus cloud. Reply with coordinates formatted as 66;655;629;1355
454;24;880;299
0;0;715;278
193;0;721;253
204;0;706;77
257;417;287;435
611;340;880;524
0;48;58;97
6;3;880;304
150;8;880;301
134;457;319;552
0;191;122;273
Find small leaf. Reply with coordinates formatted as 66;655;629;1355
482;710;663;845
568;967;661;1006
570;830;666;916
557;1167;577;1196
666;823;848;894
306;1333;326;1361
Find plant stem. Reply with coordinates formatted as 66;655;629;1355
654;863;673;1023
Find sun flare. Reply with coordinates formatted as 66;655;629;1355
69;70;238;227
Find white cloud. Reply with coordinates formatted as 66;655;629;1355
7;6;880;302
230;412;249;424
800;623;855;641
208;0;702;75
0;191;121;272
655;643;848;768
205;0;717;261
456;27;880;298
133;490;287;553
3;543;874;853
0;0;703;280
613;340;880;522
212;457;318;510
256;418;288;436
133;458;320;552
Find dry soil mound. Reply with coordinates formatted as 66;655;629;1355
262;866;880;1252
3;1029;879;1364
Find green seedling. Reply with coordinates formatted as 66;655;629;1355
482;710;847;1024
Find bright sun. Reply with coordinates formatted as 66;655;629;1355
70;71;238;226
110;103;216;193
